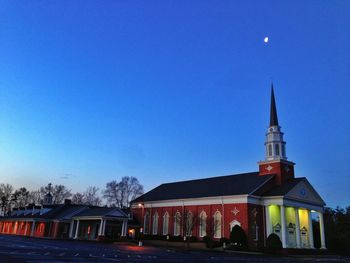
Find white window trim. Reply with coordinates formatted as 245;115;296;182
199;211;207;237
213;211;222;239
162;212;169;235
152;212;159;235
173;212;181;236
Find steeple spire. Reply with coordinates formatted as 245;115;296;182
264;86;287;161
270;84;279;127
258;85;295;185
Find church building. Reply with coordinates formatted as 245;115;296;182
131;86;326;249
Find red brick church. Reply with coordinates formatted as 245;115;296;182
131;86;326;249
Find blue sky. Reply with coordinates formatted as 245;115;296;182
0;1;349;207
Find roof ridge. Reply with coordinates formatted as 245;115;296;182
160;171;259;186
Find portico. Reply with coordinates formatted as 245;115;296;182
264;201;326;249
71;207;129;241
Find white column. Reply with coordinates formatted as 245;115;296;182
30;221;35;237
121;220;125;237
69;220;74;238
100;219;106;236
280;205;287;248
98;219;103;236
74;220;80;239
121;220;127;237
307;210;314;249
319;212;326;249
265;205;272;237
125;220;128;236
295;208;301;248
24;223;28;235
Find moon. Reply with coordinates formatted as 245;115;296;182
264;37;269;43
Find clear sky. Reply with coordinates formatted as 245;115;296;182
1;1;349;208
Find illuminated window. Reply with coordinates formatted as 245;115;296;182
174;212;181;236
39;224;44;233
152;212;159;235
143;212;150;234
163;212;169;235
199;211;207;237
185;211;193;237
87;226;91;235
213;211;222;238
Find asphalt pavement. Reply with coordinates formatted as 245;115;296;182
0;234;349;262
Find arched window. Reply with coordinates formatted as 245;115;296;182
174;212;181;236
199;211;207;237
213;211;222;238
152;212;159;235
268;144;272;156
163;212;169;235
230;219;241;230
185;211;193;236
143;212;150;234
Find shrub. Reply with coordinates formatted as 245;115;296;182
266;233;282;250
230;225;247;248
169;235;183;242
187;236;198;242
202;235;213;248
220;237;230;246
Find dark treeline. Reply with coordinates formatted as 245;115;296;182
0;176;143;213
314;206;350;255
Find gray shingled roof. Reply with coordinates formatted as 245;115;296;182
74;207;128;218
261;178;305;196
132;172;274;203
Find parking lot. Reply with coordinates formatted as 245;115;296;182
0;235;349;262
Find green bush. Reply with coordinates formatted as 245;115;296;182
202;235;213;248
266;233;282;250
230;225;247;248
187;236;198;242
169;235;183;242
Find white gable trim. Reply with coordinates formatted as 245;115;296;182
284;180;326;206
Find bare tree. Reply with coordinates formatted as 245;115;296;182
52;184;72;204
103;176;143;208
27;190;42;205
12;187;29;208
183;210;198;237
40;184;71;204
0;183;14;213
71;192;85;204
119;176;144;208
84;186;102;206
103;180;122;207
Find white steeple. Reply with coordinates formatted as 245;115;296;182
264;85;287;161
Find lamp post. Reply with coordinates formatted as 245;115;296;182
138;203;144;247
